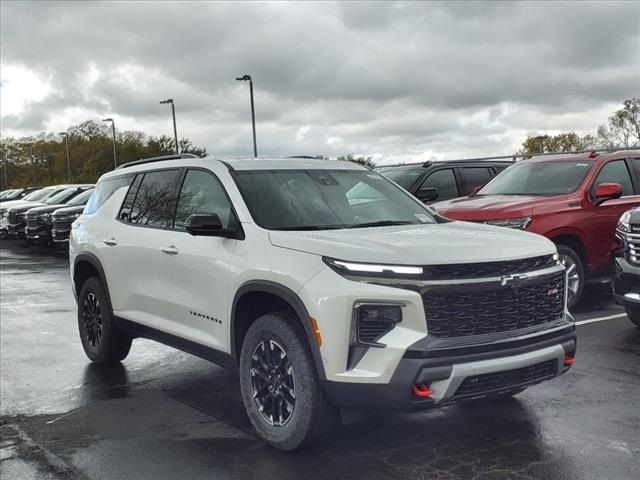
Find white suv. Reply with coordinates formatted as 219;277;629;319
70;155;576;450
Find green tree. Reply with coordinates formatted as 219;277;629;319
336;154;376;168
597;97;640;148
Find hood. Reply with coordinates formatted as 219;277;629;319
27;204;66;215
1;199;39;212
268;222;555;265
9;202;47;213
53;205;85;216
432;194;565;221
629;207;640;224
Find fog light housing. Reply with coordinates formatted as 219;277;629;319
352;303;403;347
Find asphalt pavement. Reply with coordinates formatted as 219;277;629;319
1;242;639;480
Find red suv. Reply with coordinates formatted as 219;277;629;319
433;150;640;309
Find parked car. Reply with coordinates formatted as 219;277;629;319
50;194;94;246
377;159;512;203
7;185;93;240
433;150;640;309
613;207;640;327
0;187;40;202
26;188;94;245
70;154;575;451
1;187;56;237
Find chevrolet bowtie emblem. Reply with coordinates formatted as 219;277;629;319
500;274;528;287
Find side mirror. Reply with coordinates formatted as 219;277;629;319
416;187;439;203
184;213;241;238
594;182;623;205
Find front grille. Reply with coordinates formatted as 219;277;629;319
628;225;640;265
26;217;41;228
422;255;556;280
422;272;565;338
453;360;557;399
52;218;70;230
7;212;17;224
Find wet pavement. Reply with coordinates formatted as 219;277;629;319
1;241;639;480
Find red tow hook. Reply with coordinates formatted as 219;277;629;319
564;356;575;366
412;383;433;397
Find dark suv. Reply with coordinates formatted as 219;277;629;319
614;207;640;326
377;159;512;203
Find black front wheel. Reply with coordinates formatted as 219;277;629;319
78;276;132;364
627;307;640;327
239;313;339;451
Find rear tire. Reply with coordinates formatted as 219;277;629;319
557;244;584;310
77;276;132;364
627;307;640;327
239;312;340;451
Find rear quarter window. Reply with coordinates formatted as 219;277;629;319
84;175;134;215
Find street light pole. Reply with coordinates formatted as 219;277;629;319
235;75;257;157
159;99;179;154
59;132;71;181
102;118;118;168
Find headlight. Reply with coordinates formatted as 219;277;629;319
352;303;403;347
617;210;632;233
324;257;423;276
485;216;532;230
41;213;51;221
71;212;82;220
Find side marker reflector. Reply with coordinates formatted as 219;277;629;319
310;317;322;347
564;356;575;366
412;383;432;397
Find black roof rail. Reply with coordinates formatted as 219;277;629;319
284;155;326;159
115;153;199;170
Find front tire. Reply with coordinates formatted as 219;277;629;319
557;244;584;310
627;307;640;327
239;313;339;451
78;276;132;364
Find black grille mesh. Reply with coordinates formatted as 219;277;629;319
422;255;556;280
454;360;557;398
423;272;565;338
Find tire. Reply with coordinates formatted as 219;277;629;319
239;312;340;451
557;244;584;310
627;307;640;327
77;276;132;364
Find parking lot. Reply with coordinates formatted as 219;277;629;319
0;241;638;480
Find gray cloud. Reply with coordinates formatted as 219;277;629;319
1;0;639;161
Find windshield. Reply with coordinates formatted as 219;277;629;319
378;168;424;190
67;189;94;206
22;188;49;201
234;169;435;230
46;188;79;205
479;161;593;196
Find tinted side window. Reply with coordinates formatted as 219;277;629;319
130;169;181;227
84;176;133;215
419;169;458;200
118;174;143;221
174;170;234;229
461;167;492;195
592;160;634;196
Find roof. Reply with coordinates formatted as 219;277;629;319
523;149;640;163
377;159;514;169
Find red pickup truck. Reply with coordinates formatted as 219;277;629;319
433;150;640;309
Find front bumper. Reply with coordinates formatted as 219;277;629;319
613;256;640;311
7;223;26;238
26;225;51;241
323;323;576;410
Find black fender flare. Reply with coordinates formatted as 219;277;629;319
230;280;327;380
73;252;112;308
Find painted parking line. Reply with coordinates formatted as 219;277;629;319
575;313;628;326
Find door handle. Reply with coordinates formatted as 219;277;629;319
160;245;179;255
103;238;118;247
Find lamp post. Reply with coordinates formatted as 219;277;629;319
102;118;118;168
235;74;257;157
159;98;179;154
59;132;71;181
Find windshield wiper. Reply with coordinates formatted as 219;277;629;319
274;225;345;231
345;220;417;229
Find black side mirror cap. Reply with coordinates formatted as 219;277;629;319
184;213;243;239
416;187;439;203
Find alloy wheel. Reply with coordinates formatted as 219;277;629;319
560;254;580;307
82;292;103;349
250;339;296;426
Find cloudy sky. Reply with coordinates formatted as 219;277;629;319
1;1;638;164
